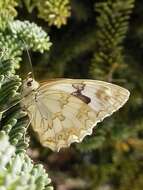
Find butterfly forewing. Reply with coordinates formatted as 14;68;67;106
22;79;130;151
39;79;130;118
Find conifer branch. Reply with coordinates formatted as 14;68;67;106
0;131;53;190
9;20;52;53
0;0;18;30
22;0;71;28
90;0;135;81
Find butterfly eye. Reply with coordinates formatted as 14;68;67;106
27;80;33;87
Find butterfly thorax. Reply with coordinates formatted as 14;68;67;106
20;77;40;111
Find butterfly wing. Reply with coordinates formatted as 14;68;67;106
27;79;130;151
40;79;130;119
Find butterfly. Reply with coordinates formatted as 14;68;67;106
21;73;130;151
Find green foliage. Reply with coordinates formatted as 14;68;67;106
9;20;52;53
78;154;143;190
0;34;22;70
0;20;51;71
0;58;28;153
23;0;71;28
37;0;71;28
0;0;18;30
90;0;135;81
0;131;53;190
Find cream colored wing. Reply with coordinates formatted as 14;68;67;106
27;90;97;151
39;79;130;119
27;79;129;151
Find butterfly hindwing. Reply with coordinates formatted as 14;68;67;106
27;90;97;151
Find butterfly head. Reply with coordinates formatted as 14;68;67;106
22;72;39;96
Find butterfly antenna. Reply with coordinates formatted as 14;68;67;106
0;96;25;114
21;39;35;79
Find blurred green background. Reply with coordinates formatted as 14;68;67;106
1;0;143;189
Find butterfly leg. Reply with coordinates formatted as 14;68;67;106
22;107;33;143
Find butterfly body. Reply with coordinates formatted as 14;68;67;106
21;77;130;151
